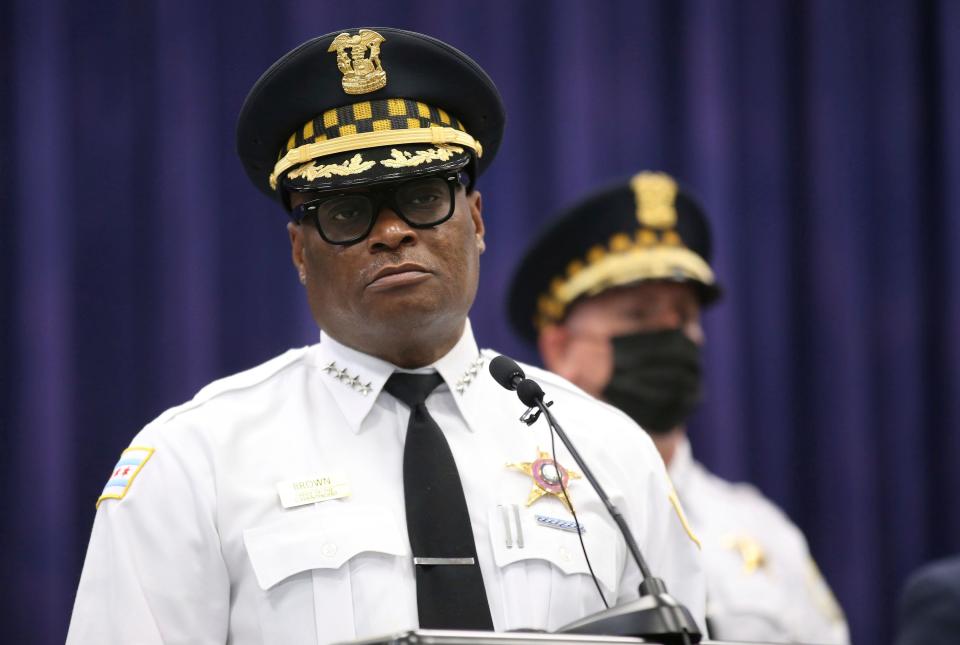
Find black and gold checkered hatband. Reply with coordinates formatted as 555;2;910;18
270;98;483;190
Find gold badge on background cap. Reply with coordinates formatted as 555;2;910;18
631;171;678;229
507;449;582;513
328;29;387;95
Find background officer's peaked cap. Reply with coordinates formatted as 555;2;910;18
236;27;506;203
508;171;723;343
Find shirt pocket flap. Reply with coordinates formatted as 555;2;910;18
243;504;409;590
488;506;620;593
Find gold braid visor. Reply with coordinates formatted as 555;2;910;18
536;245;715;330
270;127;482;190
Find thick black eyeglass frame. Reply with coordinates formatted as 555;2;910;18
290;173;465;245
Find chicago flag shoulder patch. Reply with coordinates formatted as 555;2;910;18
97;446;155;508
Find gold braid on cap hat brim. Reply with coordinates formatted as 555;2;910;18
534;238;716;331
270;126;482;190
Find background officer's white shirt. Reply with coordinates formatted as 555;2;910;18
669;437;848;644
67;320;705;645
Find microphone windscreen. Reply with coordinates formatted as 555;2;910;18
517;378;544;406
489;355;525;390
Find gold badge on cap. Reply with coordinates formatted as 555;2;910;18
328;29;387;95
507;449;582;513
631;171;678;229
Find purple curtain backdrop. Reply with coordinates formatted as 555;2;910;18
3;1;959;643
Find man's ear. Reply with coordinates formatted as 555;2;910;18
468;190;485;254
538;324;571;374
287;222;306;278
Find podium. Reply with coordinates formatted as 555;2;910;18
336;630;788;645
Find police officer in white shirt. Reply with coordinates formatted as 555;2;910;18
507;172;849;643
67;30;706;645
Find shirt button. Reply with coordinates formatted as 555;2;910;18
321;542;338;558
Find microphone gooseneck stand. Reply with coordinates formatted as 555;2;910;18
490;356;702;645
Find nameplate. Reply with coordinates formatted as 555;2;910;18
276;474;351;509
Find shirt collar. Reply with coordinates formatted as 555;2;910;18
309;319;486;434
667;434;695;492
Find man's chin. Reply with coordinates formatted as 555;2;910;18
354;293;433;323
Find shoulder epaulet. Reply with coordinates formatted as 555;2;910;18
151;346;313;427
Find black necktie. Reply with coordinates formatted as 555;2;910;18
385;372;494;629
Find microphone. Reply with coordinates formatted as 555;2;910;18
489;354;526;391
491;356;549;419
489;355;701;645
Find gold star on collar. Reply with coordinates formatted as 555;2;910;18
723;535;767;574
507;449;582;513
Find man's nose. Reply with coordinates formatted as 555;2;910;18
652;307;683;330
648;308;702;343
366;206;416;251
655;309;703;346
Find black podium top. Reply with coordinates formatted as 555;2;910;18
335;629;797;645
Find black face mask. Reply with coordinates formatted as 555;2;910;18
601;329;702;434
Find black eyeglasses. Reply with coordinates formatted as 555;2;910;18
290;174;463;245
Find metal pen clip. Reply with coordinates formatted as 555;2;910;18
499;504;513;549
512;504;524;548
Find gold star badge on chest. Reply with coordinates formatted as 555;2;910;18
507;449;582;513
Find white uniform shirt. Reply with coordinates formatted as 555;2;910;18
669;437;848;643
68;321;705;645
